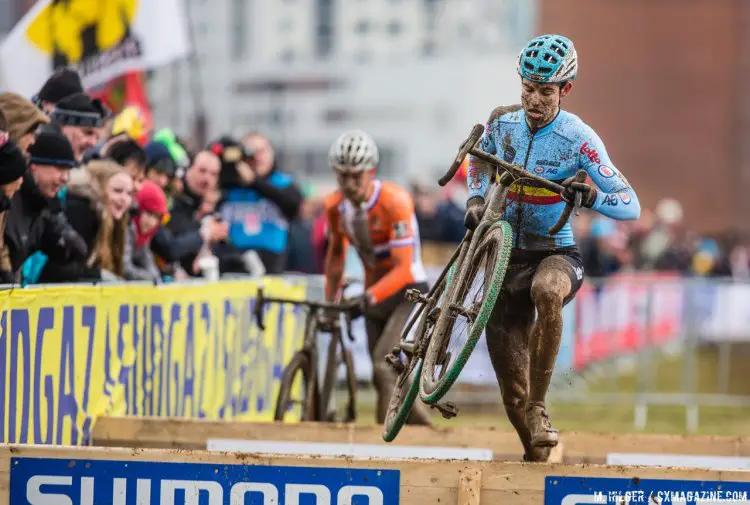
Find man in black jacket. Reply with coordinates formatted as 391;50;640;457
150;149;229;276
5;127;87;279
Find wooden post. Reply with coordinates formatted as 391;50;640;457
457;468;482;505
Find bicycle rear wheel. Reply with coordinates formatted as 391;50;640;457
274;352;317;421
419;221;512;405
382;266;452;442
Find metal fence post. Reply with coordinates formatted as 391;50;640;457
635;283;654;431
682;279;699;433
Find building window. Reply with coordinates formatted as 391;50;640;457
355;20;371;34
279;17;293;32
355;50;372;63
230;0;246;60
280;48;296;63
387;20;402;35
422;40;436;57
316;0;334;58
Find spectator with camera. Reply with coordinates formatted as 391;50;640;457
5;127;87;282
215;133;302;274
150;149;228;277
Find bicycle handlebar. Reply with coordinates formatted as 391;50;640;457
442;124;589;234
254;287;357;341
438;123;484;187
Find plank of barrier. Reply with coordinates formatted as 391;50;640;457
92;417;558;462
206;438;495;461
3;444;750;505
92;416;750;462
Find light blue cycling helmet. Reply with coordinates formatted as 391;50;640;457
517;34;578;84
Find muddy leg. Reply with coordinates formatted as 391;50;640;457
485;297;542;459
526;256;572;449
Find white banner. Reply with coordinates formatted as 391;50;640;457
0;0;190;97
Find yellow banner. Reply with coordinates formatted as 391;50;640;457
0;278;305;445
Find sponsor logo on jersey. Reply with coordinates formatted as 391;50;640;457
502;132;516;162
598;165;615;178
580;142;601;164
619;192;632;204
603;194;619;206
533;166;545;174
537;160;561;167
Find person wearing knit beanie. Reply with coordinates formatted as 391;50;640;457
0;132;28;195
33;67;84;114
143;141;178;190
124;179;167;282
26;128;76;199
0;132;28;283
0;92;50;156
50;92;106;162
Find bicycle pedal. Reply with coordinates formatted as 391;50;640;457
431;401;459;420
385;352;405;374
405;288;427;304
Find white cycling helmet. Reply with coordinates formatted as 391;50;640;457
328;130;379;173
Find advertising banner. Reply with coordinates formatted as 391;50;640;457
0;278;305;445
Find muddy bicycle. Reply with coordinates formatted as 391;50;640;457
382;123;587;442
254;286;359;422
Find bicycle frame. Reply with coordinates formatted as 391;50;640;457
254;288;356;422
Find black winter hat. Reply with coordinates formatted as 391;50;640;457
0;132;28;185
28;128;77;169
50;92;106;128
36;68;84;105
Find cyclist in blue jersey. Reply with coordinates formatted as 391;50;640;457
465;34;641;462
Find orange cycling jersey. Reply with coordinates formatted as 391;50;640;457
324;180;427;304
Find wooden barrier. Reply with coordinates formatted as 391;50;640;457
92;416;750;463
3;444;750;505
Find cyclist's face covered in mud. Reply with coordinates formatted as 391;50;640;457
337;168;373;205
521;79;572;130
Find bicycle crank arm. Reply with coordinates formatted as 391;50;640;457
385;351;406;374
405;288;430;304
431;401;459;420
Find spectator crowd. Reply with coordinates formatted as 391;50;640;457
0;66;745;285
0;67;303;286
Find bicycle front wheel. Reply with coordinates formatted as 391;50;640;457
419;220;512;405
274;352;317;421
382;267;451;442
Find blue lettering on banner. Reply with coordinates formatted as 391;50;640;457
544;476;750;504
10;457;401;504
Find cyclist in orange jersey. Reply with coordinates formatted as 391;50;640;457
324;130;432;425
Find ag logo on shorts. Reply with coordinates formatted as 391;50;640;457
598;165;615;178
619;192;632;204
26;0;141;72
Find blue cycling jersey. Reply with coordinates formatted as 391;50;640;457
467;108;640;249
